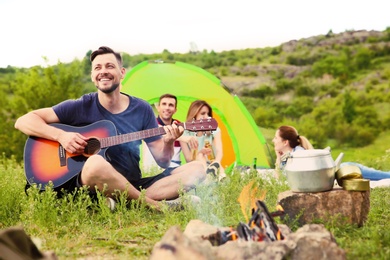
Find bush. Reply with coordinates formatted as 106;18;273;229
275;79;295;92
253;106;279;128
295;85;315;96
282;96;314;118
242;85;274;98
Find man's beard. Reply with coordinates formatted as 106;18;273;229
96;82;120;94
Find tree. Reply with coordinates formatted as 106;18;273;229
354;47;372;70
5;61;89;161
342;91;356;123
253;106;279;128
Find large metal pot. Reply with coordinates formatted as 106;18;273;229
284;149;344;192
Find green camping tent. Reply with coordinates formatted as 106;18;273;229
121;60;271;170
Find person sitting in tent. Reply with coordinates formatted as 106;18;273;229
14;46;205;211
180;100;226;181
156;94;184;168
271;125;390;187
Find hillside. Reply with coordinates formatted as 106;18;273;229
221;29;389;93
206;29;390;150
0;28;390;163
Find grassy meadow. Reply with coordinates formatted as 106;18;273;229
1;130;390;259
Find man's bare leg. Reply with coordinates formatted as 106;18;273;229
81;155;161;209
145;161;206;200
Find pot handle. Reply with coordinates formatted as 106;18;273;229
334;152;344;172
280;152;292;162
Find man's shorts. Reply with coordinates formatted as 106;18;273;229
32;167;177;195
130;167;175;191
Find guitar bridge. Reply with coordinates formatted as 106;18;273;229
59;144;66;166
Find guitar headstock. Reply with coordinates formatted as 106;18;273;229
183;118;218;132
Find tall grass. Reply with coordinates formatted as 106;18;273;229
0;153;389;259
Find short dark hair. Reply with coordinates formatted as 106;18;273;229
90;46;122;66
159;93;178;107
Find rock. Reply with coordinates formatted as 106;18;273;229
150;220;346;260
277;188;370;227
215;240;294;260
183;219;222;241
149;225;213;260
288;224;346;260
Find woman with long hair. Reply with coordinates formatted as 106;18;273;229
181;100;226;181
273;125;313;171
273;125;390;186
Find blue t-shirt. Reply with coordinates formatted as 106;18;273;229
52;92;160;181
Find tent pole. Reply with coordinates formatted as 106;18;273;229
265;143;275;168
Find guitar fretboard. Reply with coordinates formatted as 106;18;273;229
99;124;184;148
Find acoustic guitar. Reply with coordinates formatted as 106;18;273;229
24;118;218;190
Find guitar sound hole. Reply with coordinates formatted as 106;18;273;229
84;138;101;155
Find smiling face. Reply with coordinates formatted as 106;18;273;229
157;97;177;122
91;53;125;94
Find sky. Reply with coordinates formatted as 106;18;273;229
0;0;389;68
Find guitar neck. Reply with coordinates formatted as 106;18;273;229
99;123;184;148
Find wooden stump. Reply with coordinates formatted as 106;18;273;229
277;187;370;227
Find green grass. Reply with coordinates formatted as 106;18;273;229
330;130;390;170
0;153;389;259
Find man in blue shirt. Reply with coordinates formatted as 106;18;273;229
15;46;205;210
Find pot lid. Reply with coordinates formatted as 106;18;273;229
291;149;330;157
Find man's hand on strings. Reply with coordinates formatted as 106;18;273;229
57;131;88;154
